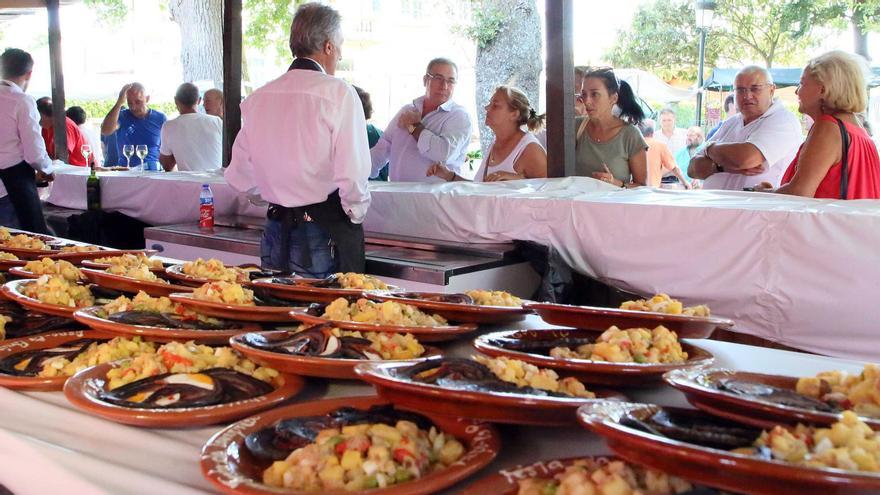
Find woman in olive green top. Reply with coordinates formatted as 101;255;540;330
575;67;648;186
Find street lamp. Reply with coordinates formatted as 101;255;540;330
695;0;716;126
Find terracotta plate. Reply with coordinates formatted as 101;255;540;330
200;395;500;495
1;279;93;318
577;401;880;495
459;455;714;495
523;302;734;339
0;329;115;390
290;312;477;343
0;258;26;271
164;263;255;287
81;258;169;273
365;291;532;325
251;277;401;303
48;248;154;263
170;293;304;323
63;362;305;427
355;360;626;426
81;268;194;297
664;367;880;430
0;246;57;260
73;306;262;345
474;329;714;386
229;330;443;379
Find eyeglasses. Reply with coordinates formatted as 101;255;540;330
426;72;457;86
734;83;772;95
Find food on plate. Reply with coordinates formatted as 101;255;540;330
248;404;465;491
0;227;10;242
193;281;255;306
796;365;880;417
322;297;447;327
549;325;688;364
0;301;73;339
0;251;19;261
181;258;248;283
0;336;155;377
0;315;10;340
23;258;83;281
58;244;102;253
2;234;48;251
98;291;226;328
733;411;880;472
105;340;279;389
465;289;522;307
713;376;839;413
107;263;167;283
93;253;163;270
405;357;595;398
21;275;95;308
516;458;695;495
620;293;710;317
326;272;389;290
242;323;425;360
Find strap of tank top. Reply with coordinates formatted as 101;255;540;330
834;117;849;200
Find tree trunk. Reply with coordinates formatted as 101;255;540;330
474;0;542;154
852;4;870;61
168;0;224;87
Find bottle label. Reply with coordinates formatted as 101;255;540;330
199;204;214;228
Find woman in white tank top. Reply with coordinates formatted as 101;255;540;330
428;86;547;182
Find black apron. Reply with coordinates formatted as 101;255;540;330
267;58;366;273
0;161;49;234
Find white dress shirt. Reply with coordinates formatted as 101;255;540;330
370;96;472;182
225;66;371;223
703;99;802;190
78;123;104;166
159;113;222;171
655;127;687;155
0;80;53;198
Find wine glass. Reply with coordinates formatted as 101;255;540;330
81;144;92;166
135;145;148;170
122;144;134;168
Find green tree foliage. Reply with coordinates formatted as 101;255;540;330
244;0;305;62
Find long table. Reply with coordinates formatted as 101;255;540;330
0;318;867;495
45;166;880;360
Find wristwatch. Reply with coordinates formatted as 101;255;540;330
714;162;724;173
408;123;422;135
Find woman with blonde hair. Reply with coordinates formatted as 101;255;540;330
756;50;880;198
428;85;546;181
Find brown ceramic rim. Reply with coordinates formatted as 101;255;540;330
200;395;500;495
170;293;303;322
1;279;90;318
164;264;253;287
0;259;27;271
81;268;195;297
0;329;117;390
73;306;261;345
251;277;401;303
289;312;478;343
229;331;443;379
364;291;532;324
63;361;305;427
577;401;880;495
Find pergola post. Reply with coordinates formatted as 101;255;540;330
47;0;68;163
544;0;575;178
222;0;242;167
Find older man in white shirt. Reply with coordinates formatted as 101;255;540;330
0;48;53;233
690;66;802;190
370;57;472;182
226;2;370;277
159;82;222;172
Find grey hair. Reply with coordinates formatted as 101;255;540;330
289;3;342;58
426;57;458;76
174;82;200;107
128;82;148;96
736;65;773;85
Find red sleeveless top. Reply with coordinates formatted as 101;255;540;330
780;115;880;199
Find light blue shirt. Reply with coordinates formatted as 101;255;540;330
370;96;472;182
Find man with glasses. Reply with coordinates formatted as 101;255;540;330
689;66;801;190
370;57;472;182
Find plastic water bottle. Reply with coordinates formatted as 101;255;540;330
199;184;214;229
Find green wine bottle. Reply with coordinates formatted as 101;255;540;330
86;162;101;211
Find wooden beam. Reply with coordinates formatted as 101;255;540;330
545;0;574;178
46;0;68;163
222;0;242;167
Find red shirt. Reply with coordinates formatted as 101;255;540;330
781;115;880;199
41;117;88;166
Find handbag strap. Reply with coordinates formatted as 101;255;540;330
834;117;850;199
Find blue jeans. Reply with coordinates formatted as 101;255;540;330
0;195;19;229
261;218;336;278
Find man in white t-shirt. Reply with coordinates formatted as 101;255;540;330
689;66;802;190
655;108;687;155
159;82;222;172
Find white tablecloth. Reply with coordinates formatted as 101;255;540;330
0;321;867;495
45;168;880;360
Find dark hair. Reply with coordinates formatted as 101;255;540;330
426;57;458;76
640;122;655;137
35;97;52;117
1;48;34;79
352;85;373;120
66;106;87;125
174;82;200;107
584;67;644;125
724;94;735;113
